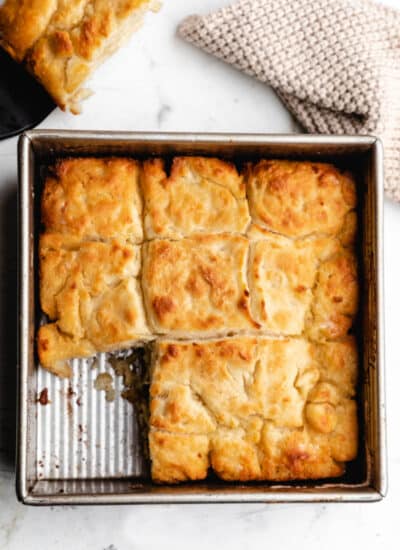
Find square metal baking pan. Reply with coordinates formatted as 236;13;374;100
17;130;386;504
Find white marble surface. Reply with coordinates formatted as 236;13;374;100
0;0;399;548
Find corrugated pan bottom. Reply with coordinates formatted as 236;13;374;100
36;354;146;482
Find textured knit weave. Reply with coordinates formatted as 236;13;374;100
179;0;400;201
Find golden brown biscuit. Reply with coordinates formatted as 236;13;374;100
0;0;159;112
149;431;210;484
37;323;95;378
142;235;258;337
258;338;358;481
247;225;358;338
312;338;358;397
150;338;259;432
247;225;340;335
246;160;357;238
42;158;143;244
259;408;353;481
306;249;359;341
142;157;250;239
0;0;56;61
210;424;262;481
149;337;358;483
38;234;150;376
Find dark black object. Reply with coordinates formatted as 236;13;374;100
0;48;55;140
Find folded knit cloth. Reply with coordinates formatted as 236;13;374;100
179;0;400;201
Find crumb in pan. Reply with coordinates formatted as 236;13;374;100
142;157;250;239
0;0;160;113
149;336;358;483
36;387;51;406
94;372;115;402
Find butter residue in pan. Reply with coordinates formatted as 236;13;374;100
109;349;150;459
93;372;116;402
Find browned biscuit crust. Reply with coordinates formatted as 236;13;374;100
42;158;143;244
149;336;358;483
0;0;159;112
38;234;150;375
142;235;258;337
246;160;357;239
142;157;250;239
247;225;358;339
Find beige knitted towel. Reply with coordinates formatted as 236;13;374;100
179;0;400;201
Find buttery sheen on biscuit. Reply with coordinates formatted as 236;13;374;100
0;0;159;113
142;235;258;336
149;336;358;483
42;158;143;244
247;225;358;338
246;160;357;238
306;248;359;341
38;234;150;375
142;157;250;239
